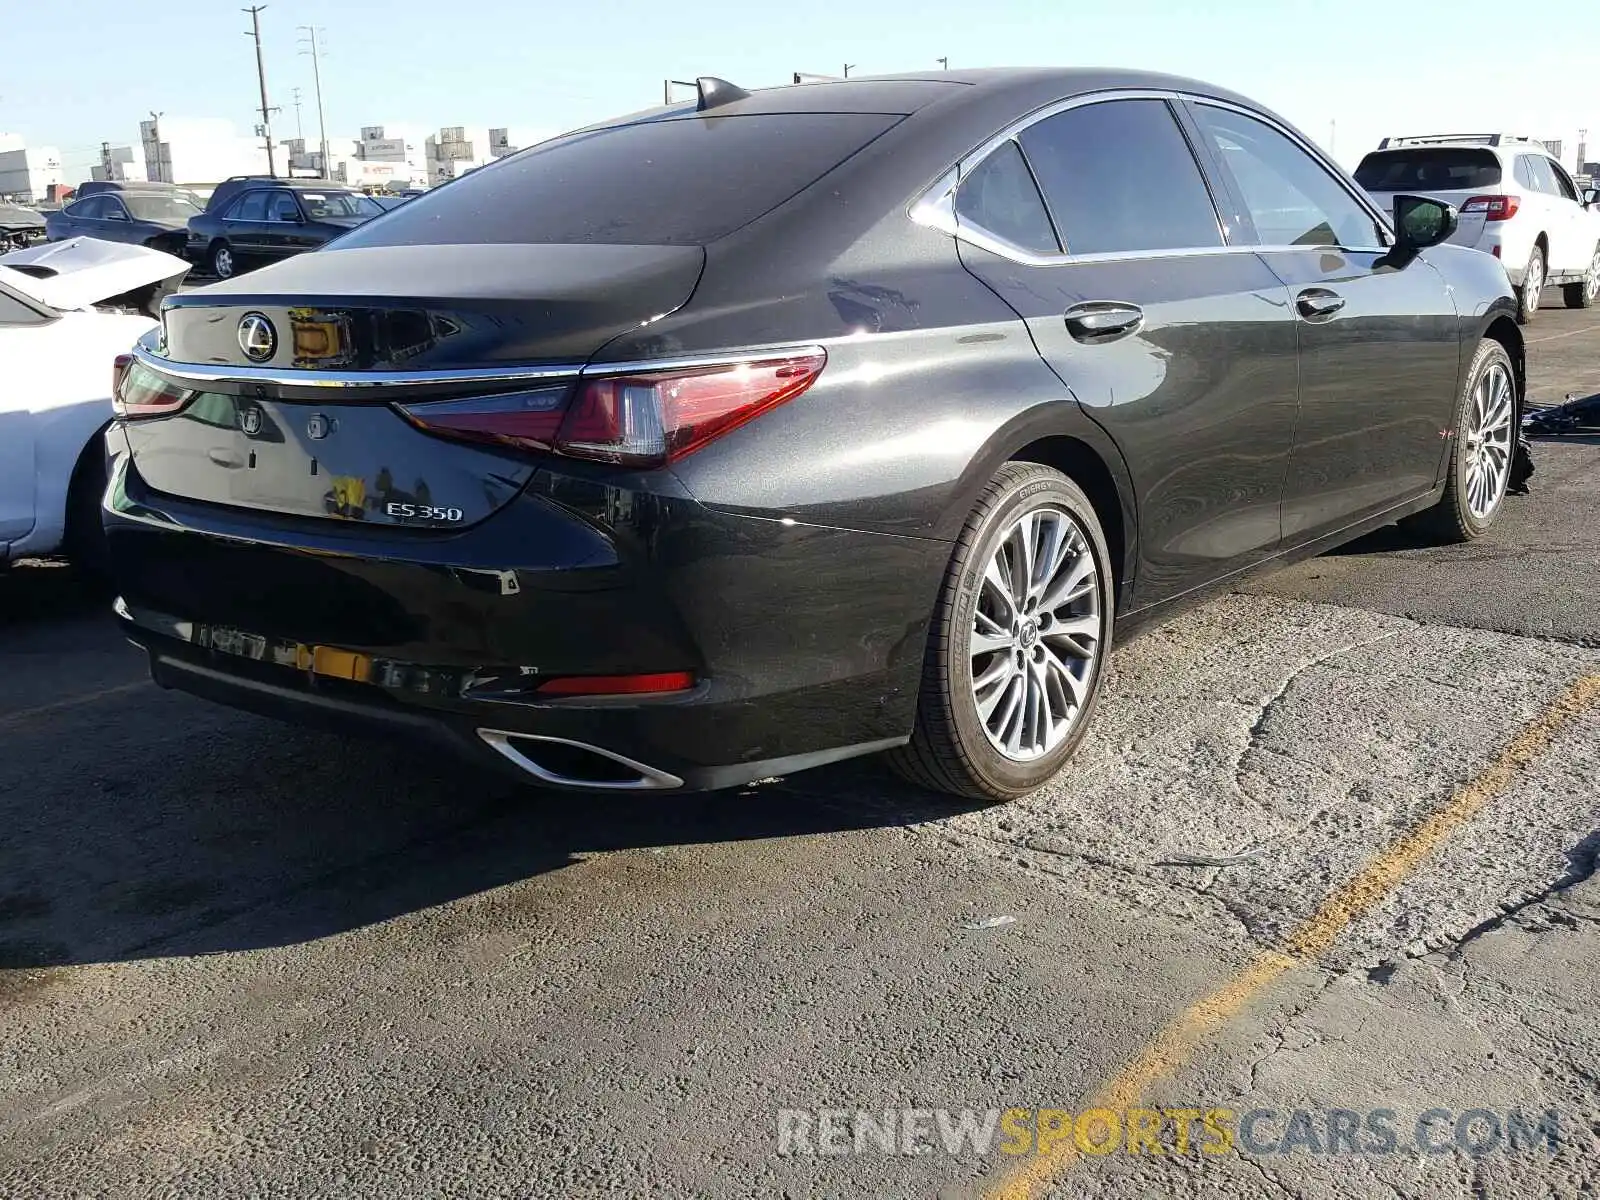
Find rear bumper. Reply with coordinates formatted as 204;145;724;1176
105;439;945;791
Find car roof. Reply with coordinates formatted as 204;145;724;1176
576;67;1262;130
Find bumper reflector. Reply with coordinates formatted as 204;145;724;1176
535;671;696;697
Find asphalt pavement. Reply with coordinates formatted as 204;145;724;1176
2;299;1598;1199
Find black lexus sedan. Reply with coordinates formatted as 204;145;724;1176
184;180;384;278
45;188;200;256
105;68;1522;801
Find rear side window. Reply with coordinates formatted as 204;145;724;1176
229;192;269;221
1018;99;1223;255
954;141;1059;254
1522;155;1561;195
339;113;900;247
1352;148;1502;192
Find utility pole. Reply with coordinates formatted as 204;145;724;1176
843;63;856;77
147;111;164;182
936;56;949;70
1329;118;1336;157
243;5;277;176
663;78;696;105
291;87;304;140
298;26;330;177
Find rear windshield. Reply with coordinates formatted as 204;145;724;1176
1353;148;1502;192
336;112;900;248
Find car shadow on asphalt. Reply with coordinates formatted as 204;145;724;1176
0;560;113;629
0;560;980;974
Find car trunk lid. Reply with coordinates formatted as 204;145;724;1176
125;241;704;526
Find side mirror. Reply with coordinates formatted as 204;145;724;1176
1393;195;1457;252
1584;188;1599;208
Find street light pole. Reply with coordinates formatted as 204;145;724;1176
843;63;856;77
936;57;949;70
243;5;277;176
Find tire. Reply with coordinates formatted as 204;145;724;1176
65;436;111;586
1563;243;1600;309
1401;339;1516;543
1515;245;1544;324
209;241;235;279
887;462;1114;802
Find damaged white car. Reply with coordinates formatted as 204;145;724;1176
0;238;189;573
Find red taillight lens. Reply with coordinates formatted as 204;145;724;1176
557;352;827;466
1462;194;1521;221
112;359;192;418
535;671;696;697
397;386;569;452
397;352;826;468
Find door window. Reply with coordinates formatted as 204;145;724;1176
69;196;106;219
1017;99;1223;255
953;141;1060;255
102;199;130;222
266;192;302;222
0;287;50;325
229;191;269;221
1548;160;1580;202
1192;104;1385;249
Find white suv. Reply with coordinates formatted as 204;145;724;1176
1355;134;1600;323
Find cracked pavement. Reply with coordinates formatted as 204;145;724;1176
2;305;1599;1198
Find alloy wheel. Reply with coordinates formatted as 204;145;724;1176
1463;361;1514;519
214;247;233;279
1588;249;1600;302
1523;252;1544;317
970;506;1103;762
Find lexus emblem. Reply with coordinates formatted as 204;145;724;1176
306;414;333;440
239;406;263;435
237;312;277;362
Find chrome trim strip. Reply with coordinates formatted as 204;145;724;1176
581;343;828;377
477;729;684;791
130;342;586;389
132;335;828;389
910;87;1395;267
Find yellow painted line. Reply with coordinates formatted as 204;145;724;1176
1525;324;1600;344
0;680;150;728
987;671;1600;1200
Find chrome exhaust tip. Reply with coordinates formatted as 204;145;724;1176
477;729;684;790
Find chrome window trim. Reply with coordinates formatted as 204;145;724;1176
910;87;1394;266
130;337;826;390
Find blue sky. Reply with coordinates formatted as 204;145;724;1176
7;0;1599;175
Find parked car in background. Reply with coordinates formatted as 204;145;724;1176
185;180;385;278
77;179;206;208
1355;134;1600;322
107;69;1522;802
0;239;189;574
0;203;47;250
45;189;200;257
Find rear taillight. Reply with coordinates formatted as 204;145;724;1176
112;359;192;418
397;351;826;468
1462;194;1521;221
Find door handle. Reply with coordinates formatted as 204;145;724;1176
1296;288;1346;320
1063;301;1144;344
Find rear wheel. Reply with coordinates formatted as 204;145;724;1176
1402;339;1515;543
209;241;235;279
1563;244;1600;309
1515;245;1544;324
887;462;1113;802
